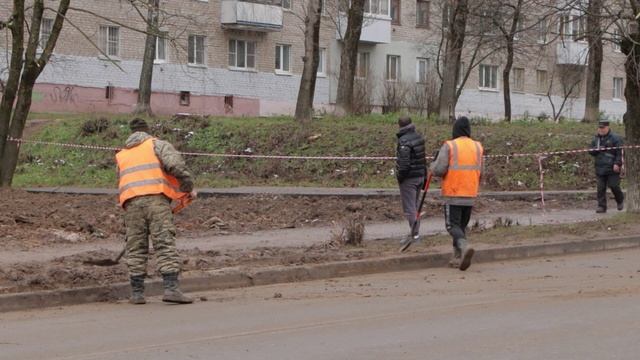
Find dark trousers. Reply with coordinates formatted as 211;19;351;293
444;204;473;250
597;174;624;210
399;176;424;236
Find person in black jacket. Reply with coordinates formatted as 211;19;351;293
395;116;427;248
589;120;624;213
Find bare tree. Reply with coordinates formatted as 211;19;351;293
584;0;604;123
438;0;469;122
335;0;366;115
295;0;323;122
546;64;584;122
134;0;161;116
621;0;640;212
0;0;71;186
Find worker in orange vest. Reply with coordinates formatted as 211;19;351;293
430;116;483;271
116;118;196;305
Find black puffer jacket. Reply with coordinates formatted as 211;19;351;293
589;131;623;176
396;124;427;182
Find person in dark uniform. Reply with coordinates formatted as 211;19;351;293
588;120;624;213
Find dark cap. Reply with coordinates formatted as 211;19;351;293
398;115;412;128
129;118;149;132
598;120;610;128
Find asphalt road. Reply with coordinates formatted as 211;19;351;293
2;249;640;360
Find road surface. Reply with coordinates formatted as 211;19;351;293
1;249;639;360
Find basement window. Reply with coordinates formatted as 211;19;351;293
224;95;233;113
105;85;114;99
180;91;191;106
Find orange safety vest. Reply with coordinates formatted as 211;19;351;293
115;138;188;207
441;137;483;198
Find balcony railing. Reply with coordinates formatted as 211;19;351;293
336;14;391;44
556;41;588;66
221;0;283;32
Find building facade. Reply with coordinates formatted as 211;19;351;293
0;0;628;120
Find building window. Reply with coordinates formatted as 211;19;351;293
155;32;167;63
180;91;190;106
512;67;525;92
479;64;498;89
416;0;429;28
356;52;370;78
386;55;401;81
317;48;326;75
364;0;389;16
391;0;400;25
613;77;623;99
275;44;291;72
39;18;54;49
99;25;120;57
536;69;548;94
416;58;429;83
228;39;256;69
537;17;548;44
561;14;585;41
613;28;622;52
188;35;205;65
282;0;292;10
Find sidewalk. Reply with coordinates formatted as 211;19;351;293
0;207;614;265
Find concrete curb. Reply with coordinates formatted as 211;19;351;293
24;186;602;201
1;235;638;313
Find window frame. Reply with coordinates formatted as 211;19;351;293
416;0;430;28
188;34;206;66
478;64;498;91
99;25;120;58
228;39;257;70
275;43;292;73
356;52;370;79
390;0;401;25
537;17;548;44
535;69;548;95
317;47;326;76
282;0;292;10
613;28;622;52
416;57;429;84
512;67;525;93
39;17;54;51
363;0;390;17
154;32;168;64
386;54;401;82
613;77;624;100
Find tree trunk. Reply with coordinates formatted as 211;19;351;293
335;0;366;115
0;0;70;186
134;0;159;116
622;32;640;212
502;0;521;123
584;0;603;123
295;0;322;122
438;0;468;123
0;0;25;163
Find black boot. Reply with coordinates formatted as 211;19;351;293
129;275;146;305
162;272;193;304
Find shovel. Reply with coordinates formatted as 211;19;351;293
84;192;196;266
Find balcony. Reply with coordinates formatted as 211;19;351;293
221;0;283;32
336;14;391;44
556;41;588;66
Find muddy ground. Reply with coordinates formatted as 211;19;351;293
1;189;631;295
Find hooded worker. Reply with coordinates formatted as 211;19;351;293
116;118;195;304
429;116;483;271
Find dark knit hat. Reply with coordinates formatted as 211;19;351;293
129;118;149;132
598;119;610;128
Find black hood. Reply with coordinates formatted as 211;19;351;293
452;116;471;139
397;123;416;138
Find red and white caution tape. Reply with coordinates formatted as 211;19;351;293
7;137;639;162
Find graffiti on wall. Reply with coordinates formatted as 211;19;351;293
50;86;78;104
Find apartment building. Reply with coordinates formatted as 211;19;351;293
0;0;628;120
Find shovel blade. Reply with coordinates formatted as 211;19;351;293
83;259;120;266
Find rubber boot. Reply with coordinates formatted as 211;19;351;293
448;247;462;268
129;275;146;305
162;273;193;304
458;239;475;272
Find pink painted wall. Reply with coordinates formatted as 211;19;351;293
29;83;260;117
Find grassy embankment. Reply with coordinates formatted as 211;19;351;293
14;112;623;189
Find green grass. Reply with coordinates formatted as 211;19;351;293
14;112;625;189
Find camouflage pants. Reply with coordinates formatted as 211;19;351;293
124;195;181;277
